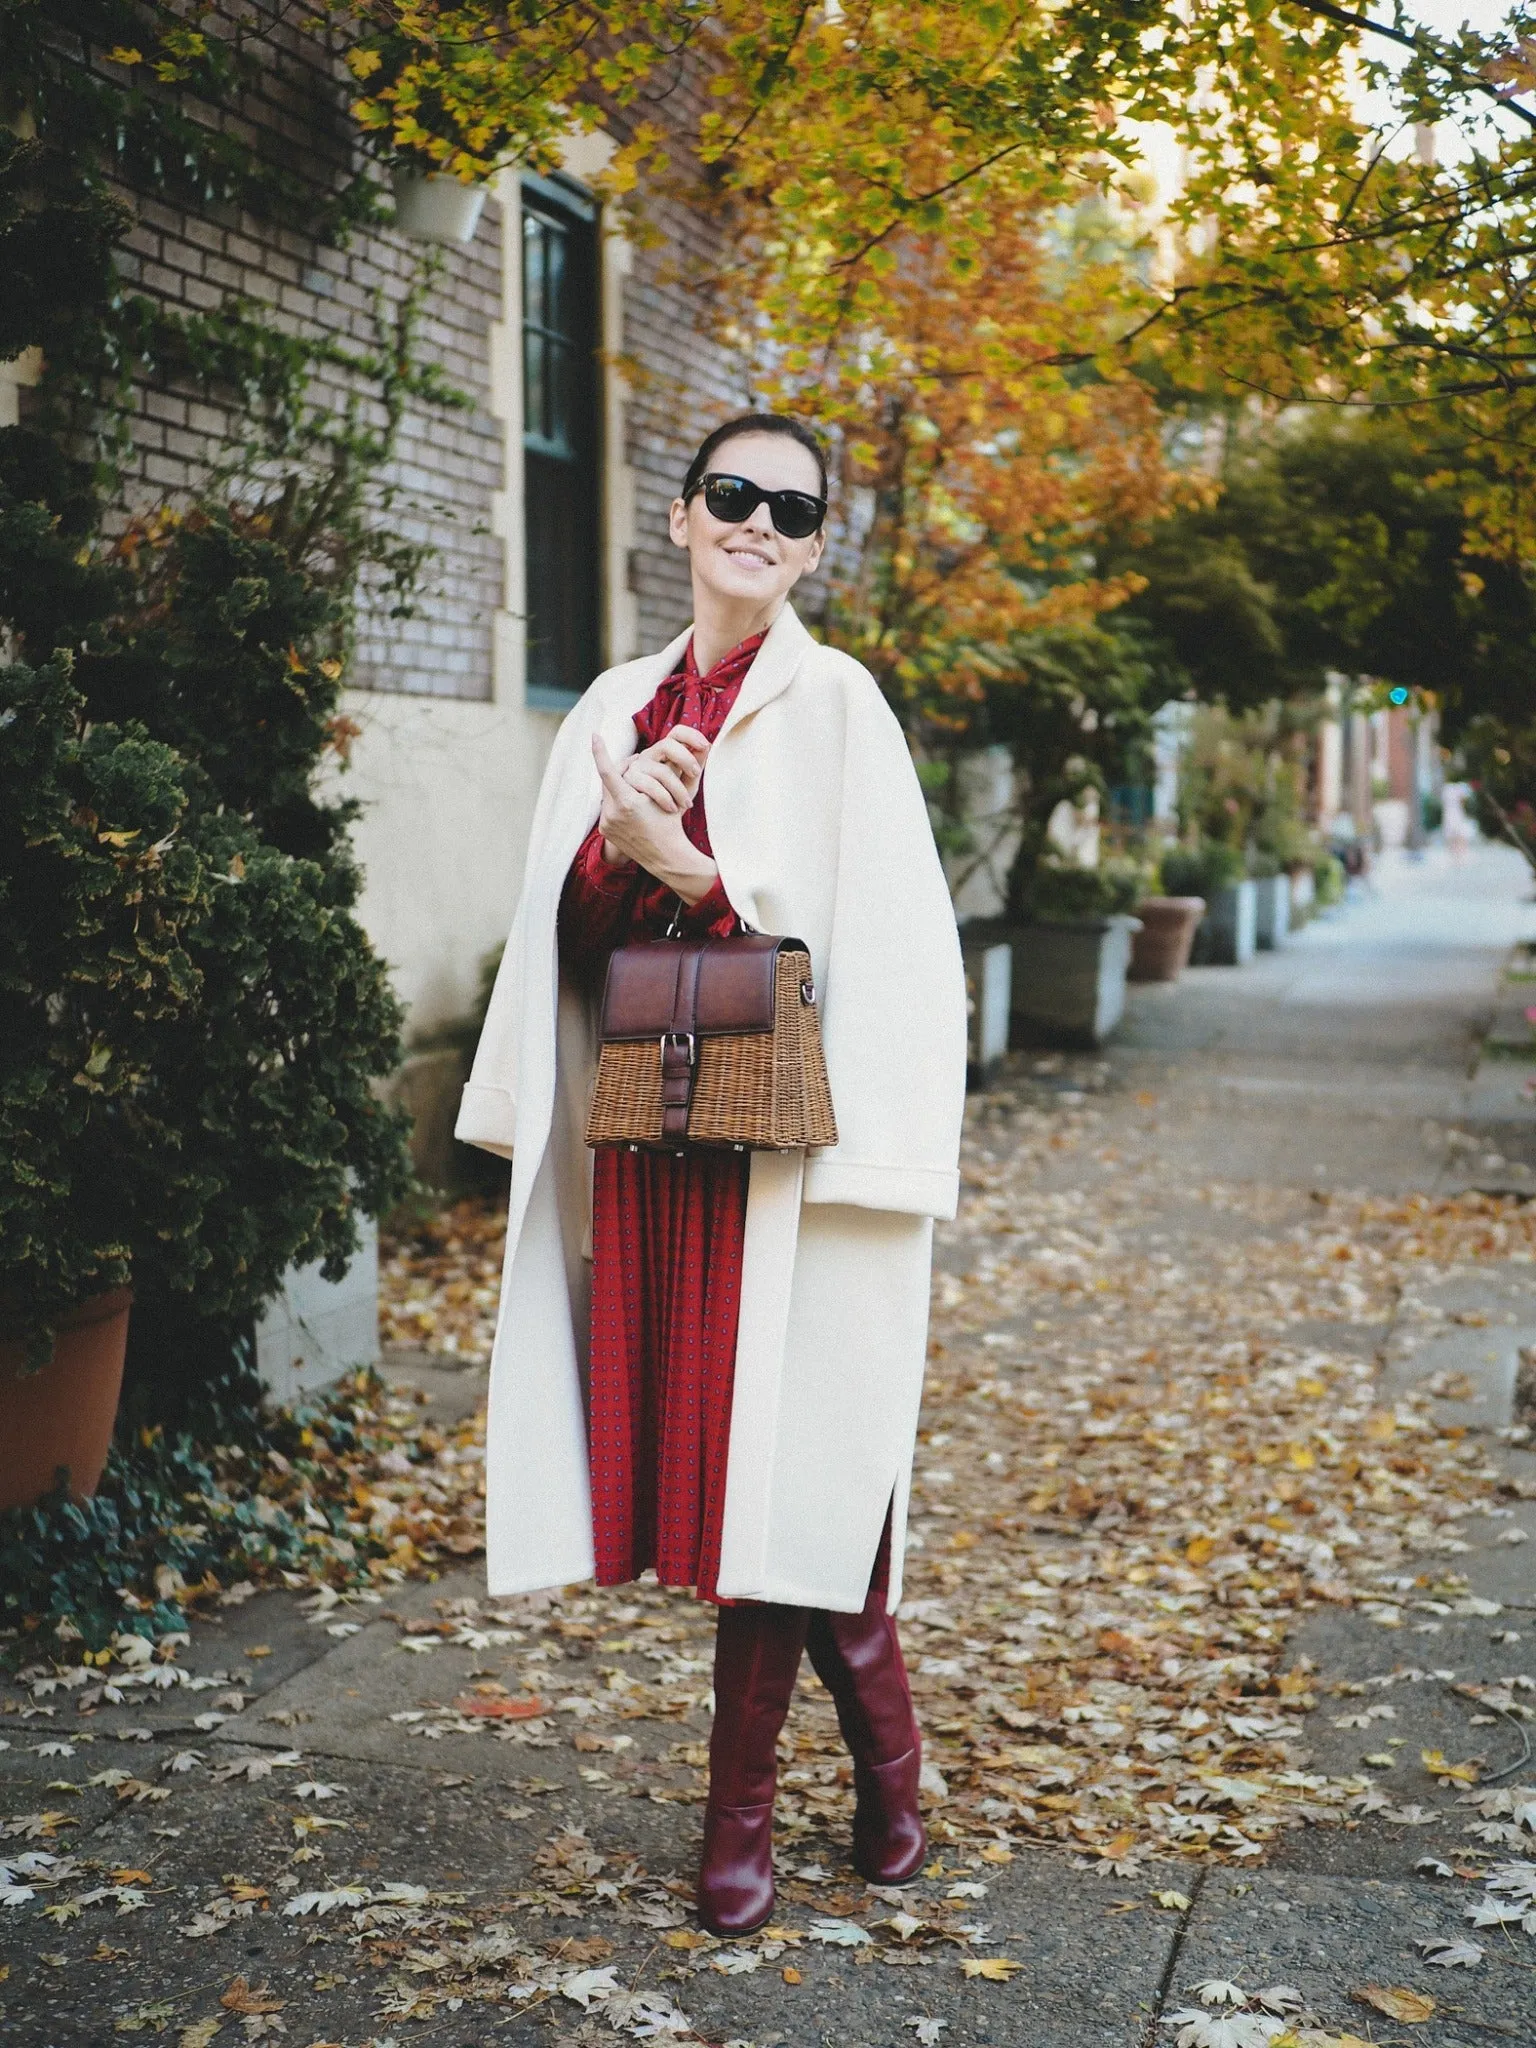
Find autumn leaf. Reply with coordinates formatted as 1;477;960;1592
219;1977;284;2016
1420;1748;1479;1785
1353;1985;1435;2023
961;1958;1022;1981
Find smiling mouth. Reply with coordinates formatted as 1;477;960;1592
724;545;775;567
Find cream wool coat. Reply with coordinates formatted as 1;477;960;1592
456;603;967;1613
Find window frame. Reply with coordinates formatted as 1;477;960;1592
520;170;604;712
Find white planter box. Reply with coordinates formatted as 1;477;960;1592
391;168;488;244
1253;874;1291;950
255;1217;380;1405
1196;881;1257;966
1009;916;1141;1048
962;941;1013;1085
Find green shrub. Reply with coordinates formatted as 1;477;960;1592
1160;844;1245;898
1314;852;1346;906
0;1371;396;1651
0;455;415;1393
1021;856;1145;923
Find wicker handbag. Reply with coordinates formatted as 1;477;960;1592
585;930;838;1152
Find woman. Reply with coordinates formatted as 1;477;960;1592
457;412;967;1936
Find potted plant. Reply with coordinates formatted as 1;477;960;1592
390;165;488;245
1163;845;1255;965
1248;853;1291;950
342;29;501;245
0;655;203;1507
1129;859;1206;983
992;857;1146;1047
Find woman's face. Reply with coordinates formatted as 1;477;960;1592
669;432;826;611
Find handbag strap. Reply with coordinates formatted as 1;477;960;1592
663;893;757;941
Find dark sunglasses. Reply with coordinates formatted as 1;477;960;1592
684;471;827;540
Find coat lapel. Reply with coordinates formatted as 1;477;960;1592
716;603;813;745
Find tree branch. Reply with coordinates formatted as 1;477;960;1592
1284;0;1536;131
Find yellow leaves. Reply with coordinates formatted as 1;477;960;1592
106;45;143;65
1364;1410;1397;1441
782;1966;802;1983
345;44;383;79
1420;1748;1479;1785
1153;1890;1192;1910
1352;1985;1435;2024
978;1843;1012;1864
961;1957;1022;1981
1186;1537;1215;1565
662;1930;713;1951
1286;1443;1315;1470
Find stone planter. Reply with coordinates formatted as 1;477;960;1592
962;941;1013;1088
1128;897;1205;983
391;167;488;244
1005;916;1142;1048
1194;880;1257;966
0;1288;132;1510
1289;866;1315;925
1253;874;1291;951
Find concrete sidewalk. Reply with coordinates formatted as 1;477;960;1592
4;847;1535;2048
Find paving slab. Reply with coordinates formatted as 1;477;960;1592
1171;1866;1536;2048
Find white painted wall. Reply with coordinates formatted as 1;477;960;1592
337;684;556;1034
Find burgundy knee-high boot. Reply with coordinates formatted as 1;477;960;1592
697;1602;808;1937
804;1533;926;1884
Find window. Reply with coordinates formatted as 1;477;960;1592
521;174;602;708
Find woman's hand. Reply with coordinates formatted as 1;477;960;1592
621;725;708;815
592;733;720;906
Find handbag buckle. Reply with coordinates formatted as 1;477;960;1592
660;1031;696;1067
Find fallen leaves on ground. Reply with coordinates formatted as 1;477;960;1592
219;1975;285;2015
377;1128;1536;1871
379;1197;506;1359
8;1087;1536;2037
1352;1982;1435;2022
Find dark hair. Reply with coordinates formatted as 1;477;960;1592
683;411;829;501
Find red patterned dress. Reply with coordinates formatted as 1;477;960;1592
557;631;765;1602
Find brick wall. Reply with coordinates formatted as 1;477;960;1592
63;8;832;697
81;5;504;702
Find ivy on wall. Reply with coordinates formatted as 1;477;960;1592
1;3;467;1419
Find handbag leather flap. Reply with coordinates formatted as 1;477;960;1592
600;934;804;1040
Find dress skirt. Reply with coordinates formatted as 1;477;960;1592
557;629;766;1602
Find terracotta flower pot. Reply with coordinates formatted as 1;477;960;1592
0;1288;132;1512
1128;897;1206;982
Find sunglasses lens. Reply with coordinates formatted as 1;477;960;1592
702;477;757;523
696;474;825;539
772;492;824;539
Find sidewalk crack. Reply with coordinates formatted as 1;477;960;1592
1138;1866;1208;2048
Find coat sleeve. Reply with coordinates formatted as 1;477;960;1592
801;666;967;1220
454;694;601;1160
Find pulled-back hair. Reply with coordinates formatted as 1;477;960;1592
683;412;829;500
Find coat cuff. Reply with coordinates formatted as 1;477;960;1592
455;1081;517;1160
801;1155;959;1221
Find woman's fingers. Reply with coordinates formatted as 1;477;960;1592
626;759;692;811
591;733;631;804
625;766;684;814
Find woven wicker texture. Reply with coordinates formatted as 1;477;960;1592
586;950;838;1151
